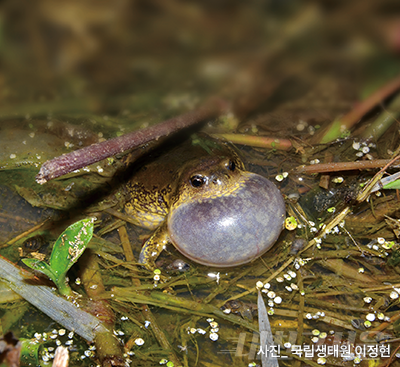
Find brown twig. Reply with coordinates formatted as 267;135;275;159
315;74;400;144
362;92;400;139
380;342;400;367
340;75;400;128
211;133;292;150
295;158;400;174
36;98;225;184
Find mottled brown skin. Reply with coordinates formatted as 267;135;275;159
124;136;285;270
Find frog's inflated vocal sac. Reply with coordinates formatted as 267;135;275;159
124;136;285;270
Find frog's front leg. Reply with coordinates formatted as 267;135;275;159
139;221;169;270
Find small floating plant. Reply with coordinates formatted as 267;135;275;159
22;218;94;296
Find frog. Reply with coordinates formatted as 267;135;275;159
123;134;285;270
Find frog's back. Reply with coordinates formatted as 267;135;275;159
124;149;179;229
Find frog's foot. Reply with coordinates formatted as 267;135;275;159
138;222;169;271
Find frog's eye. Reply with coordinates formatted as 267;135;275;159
190;175;205;188
226;160;235;172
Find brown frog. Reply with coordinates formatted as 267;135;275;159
124;135;285;270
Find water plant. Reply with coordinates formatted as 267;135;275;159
22;218;94;296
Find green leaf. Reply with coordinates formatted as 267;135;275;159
21;218;94;296
19;339;42;367
21;258;57;281
49;218;94;276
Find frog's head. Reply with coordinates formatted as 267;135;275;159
173;154;245;203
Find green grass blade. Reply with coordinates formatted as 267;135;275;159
383;179;400;190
